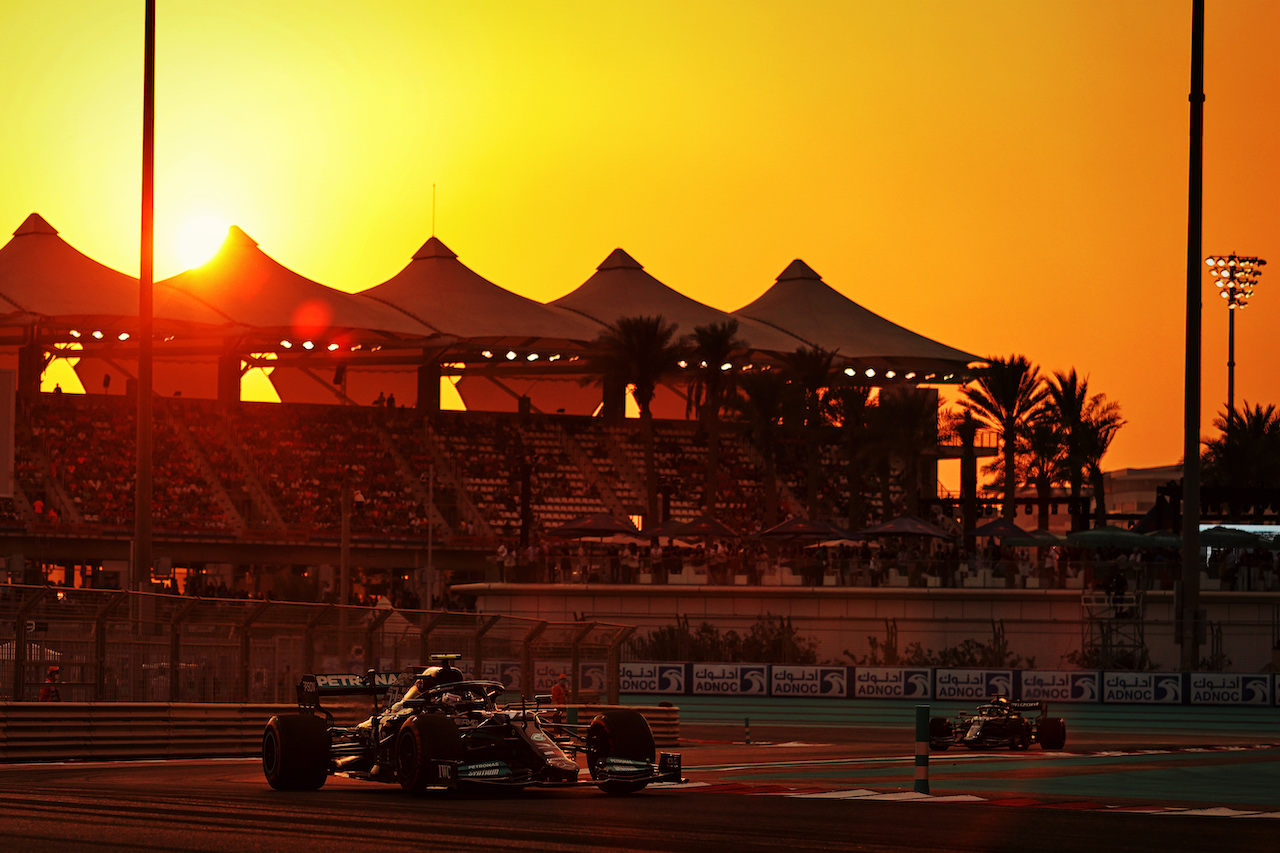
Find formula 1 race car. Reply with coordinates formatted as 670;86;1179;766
928;697;1067;751
261;654;684;795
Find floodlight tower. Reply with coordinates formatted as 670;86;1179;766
1205;253;1267;421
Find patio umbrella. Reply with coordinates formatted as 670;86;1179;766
672;515;741;538
971;517;1032;539
857;515;955;539
639;519;687;539
1199;526;1269;549
1144;530;1182;549
754;517;849;541
1003;528;1066;547
1064;525;1150;549
545;513;641;539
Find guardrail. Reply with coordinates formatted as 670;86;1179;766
0;702;680;762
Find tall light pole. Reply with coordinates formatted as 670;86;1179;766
135;0;155;594
1205;253;1267;421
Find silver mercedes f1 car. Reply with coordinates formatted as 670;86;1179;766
928;697;1067;751
262;654;684;795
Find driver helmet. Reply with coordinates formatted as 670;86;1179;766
415;663;464;692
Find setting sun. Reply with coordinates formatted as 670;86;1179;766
174;214;229;270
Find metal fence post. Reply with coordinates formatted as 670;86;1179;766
914;704;930;794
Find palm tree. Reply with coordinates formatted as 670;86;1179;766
959;355;1047;521
1024;412;1063;531
1081;397;1125;526
686;320;749;516
873;387;940;518
583;315;685;522
781;346;837;517
829;384;874;530
726;369;789;528
1047;369;1122;528
1202;402;1280;489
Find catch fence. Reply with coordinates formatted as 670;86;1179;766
0;585;632;704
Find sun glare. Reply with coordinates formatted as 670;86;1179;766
175;214;230;270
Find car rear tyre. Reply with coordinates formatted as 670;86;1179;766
928;716;952;751
587;710;656;795
397;714;464;794
262;714;329;791
1039;718;1067;750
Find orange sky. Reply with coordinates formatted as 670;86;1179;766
1;0;1277;479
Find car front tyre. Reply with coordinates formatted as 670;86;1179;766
587;710;656;795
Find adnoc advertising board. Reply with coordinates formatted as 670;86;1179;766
1187;673;1271;706
934;669;1013;701
620;662;687;695
770;665;849;698
852;667;932;699
1018;670;1101;702
1102;672;1185;704
692;663;768;696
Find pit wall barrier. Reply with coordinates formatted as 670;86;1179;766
619;663;1280;707
0;702;679;763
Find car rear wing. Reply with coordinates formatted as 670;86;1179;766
296;671;404;707
1010;700;1047;716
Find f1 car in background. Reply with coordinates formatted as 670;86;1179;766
262;654;684;795
928;698;1067;751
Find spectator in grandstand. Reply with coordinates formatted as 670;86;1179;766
40;665;61;701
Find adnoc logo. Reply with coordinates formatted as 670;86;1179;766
853;667;931;699
693;664;766;695
1020;671;1099;702
741;667;767;694
1155;675;1183;703
822;669;848;696
1189;673;1271;705
659;665;686;694
770;666;849;697
1071;673;1099;702
620;663;686;694
1103;672;1184;704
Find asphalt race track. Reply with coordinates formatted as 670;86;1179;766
1;704;1278;852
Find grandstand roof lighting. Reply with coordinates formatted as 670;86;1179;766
678;360;688;368
69;330;81;338
743;363;753;370
720;362;732;371
505;351;517;360
905;372;917;380
92;330;103;339
280;340;292;348
118;332;130;341
944;373;954;381
327;343;339;351
302;341;315;350
865;368;875;378
885;370;896;379
843;368;855;376
548;354;561;362
481;350;493;359
371;345;382;352
526;353;539;361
